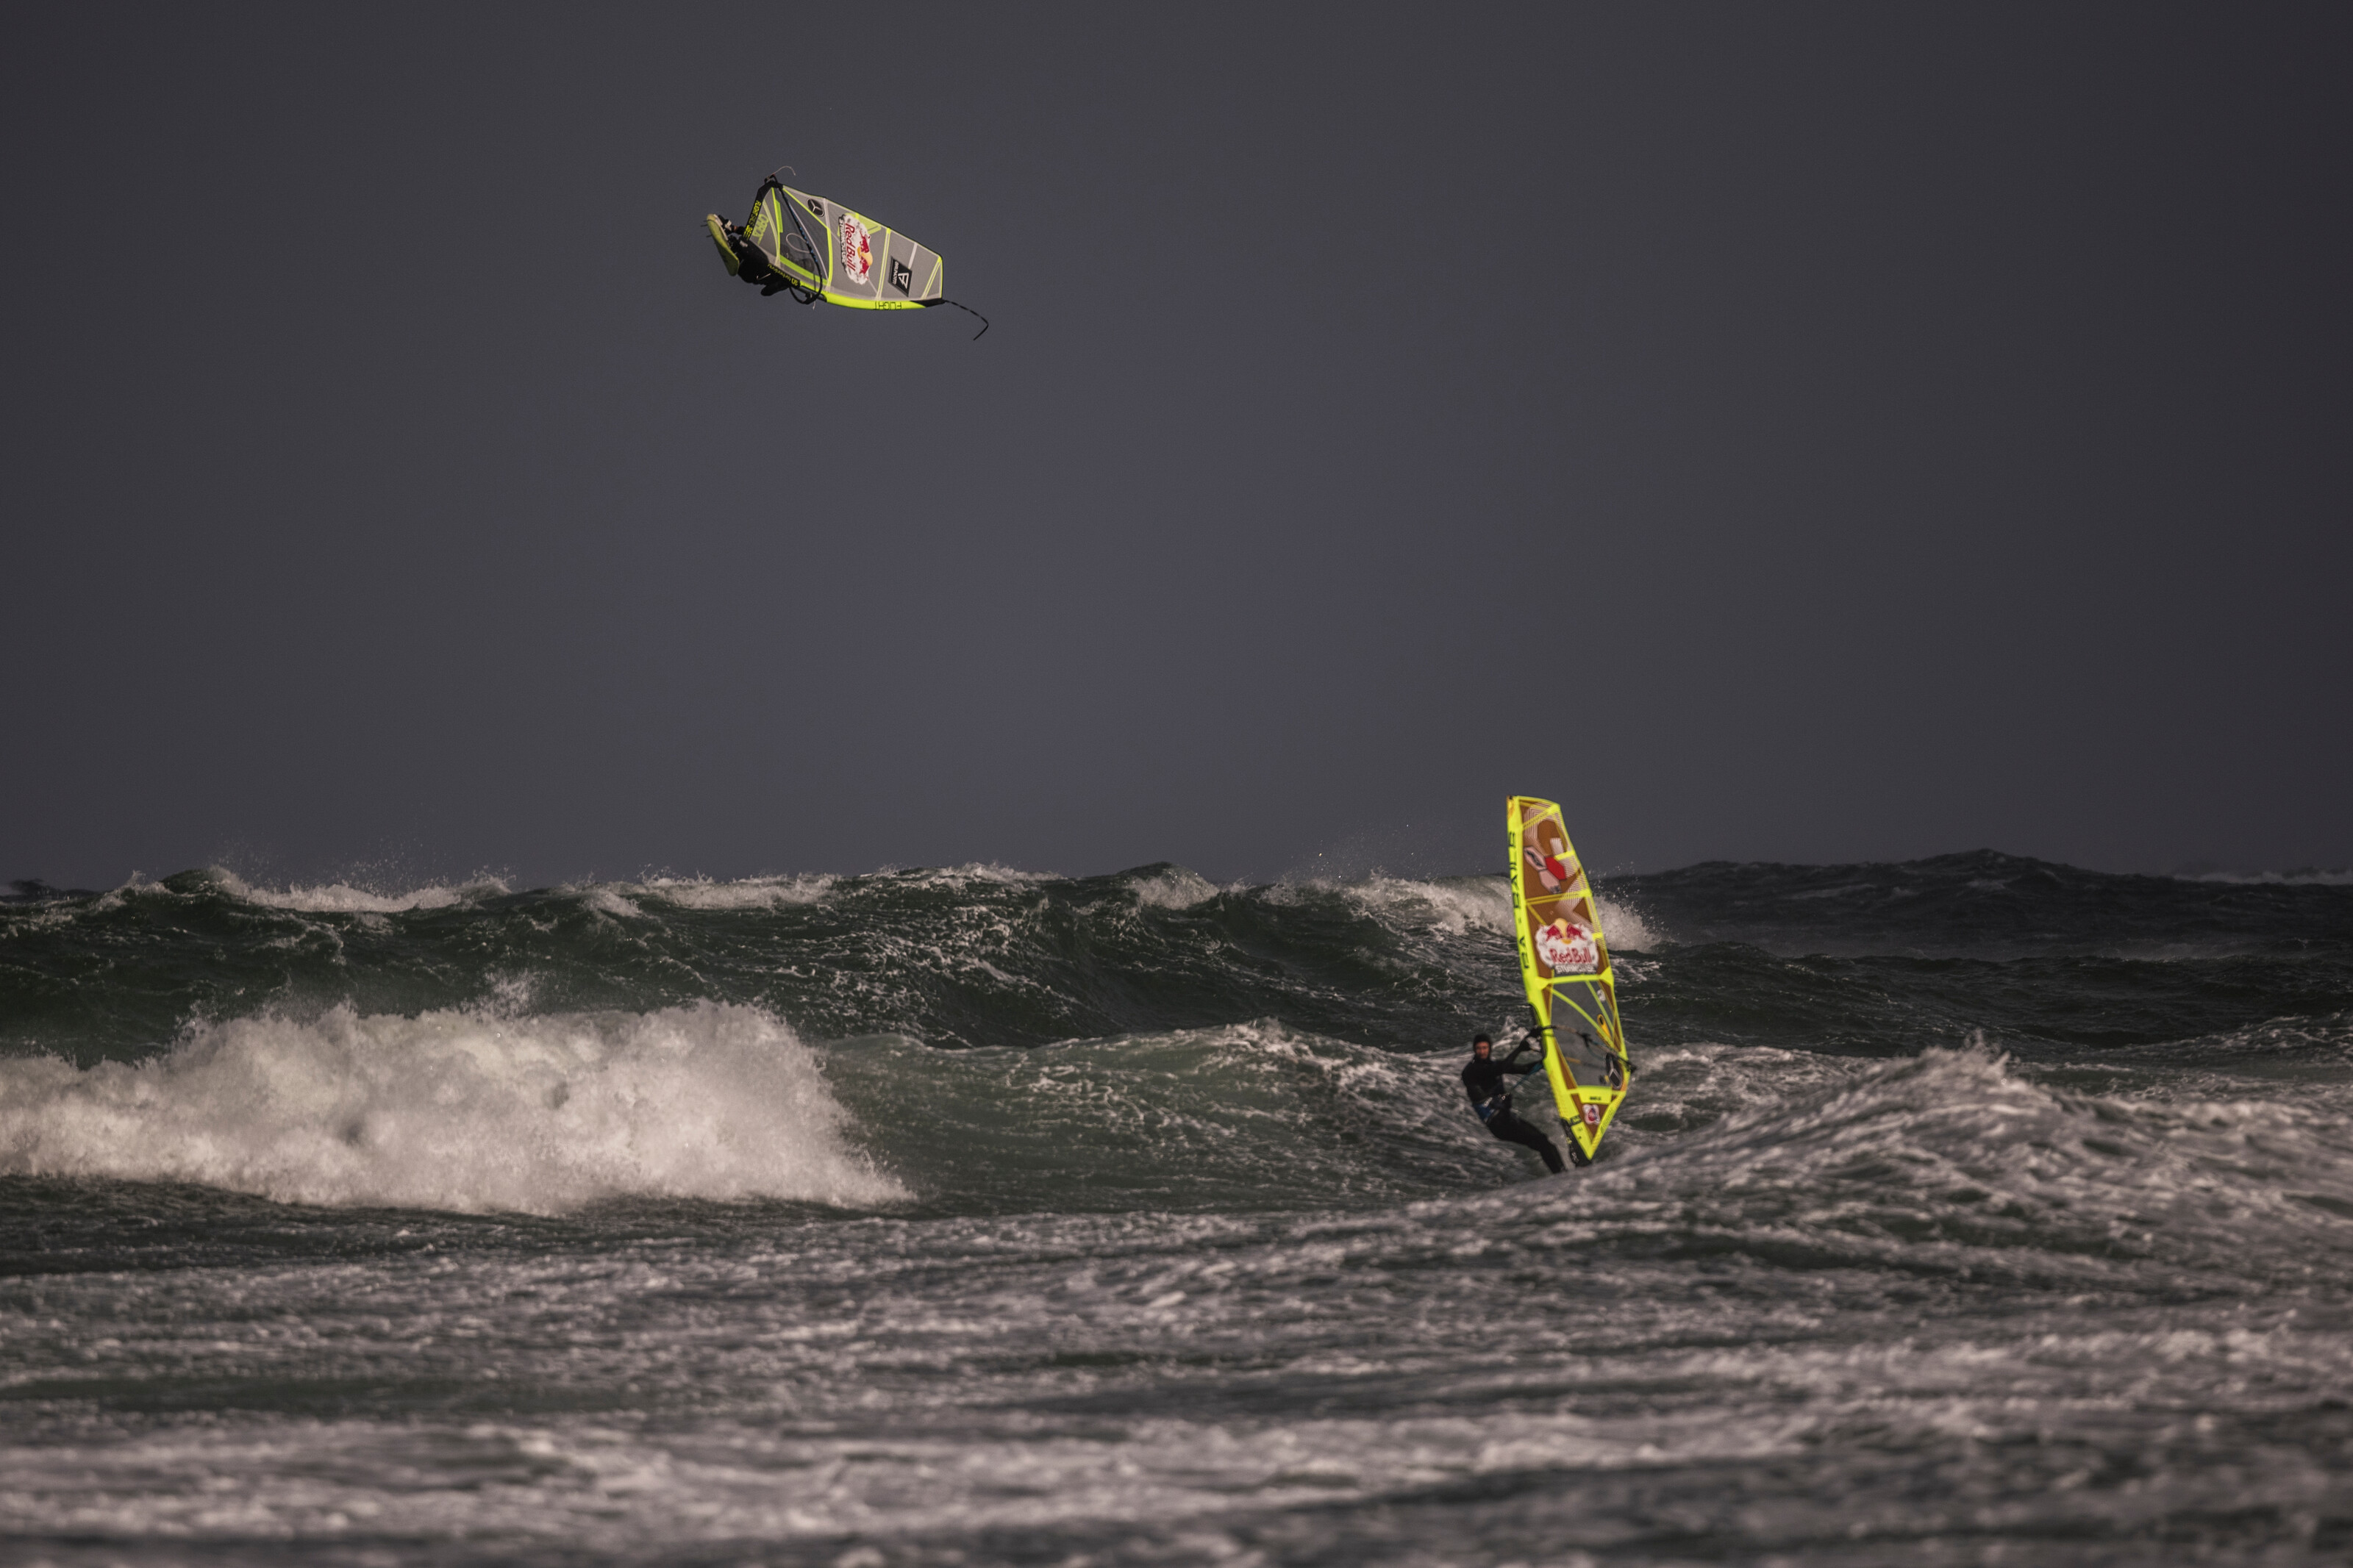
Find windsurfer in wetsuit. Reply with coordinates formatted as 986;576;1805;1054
1463;1032;1566;1175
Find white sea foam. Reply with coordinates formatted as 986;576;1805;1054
230;868;843;917
629;873;838;909
1628;1045;2353;1271
208;870;511;914
1337;874;1660;950
0;1003;904;1214
578;887;642;918
2180;867;2353;886
1595;895;1658;951
1335;876;1510;934
901;862;1060;887
1130;867;1221;909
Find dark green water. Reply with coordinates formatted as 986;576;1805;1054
4;853;2351;1563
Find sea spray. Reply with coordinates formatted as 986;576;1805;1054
0;1000;904;1212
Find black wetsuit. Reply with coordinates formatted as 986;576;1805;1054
1463;1050;1566;1175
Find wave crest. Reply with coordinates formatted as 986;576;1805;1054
0;1002;904;1214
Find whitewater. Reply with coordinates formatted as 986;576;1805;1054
4;852;2351;1564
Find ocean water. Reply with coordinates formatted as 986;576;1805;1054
3;851;2351;1565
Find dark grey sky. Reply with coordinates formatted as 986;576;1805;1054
7;3;2347;889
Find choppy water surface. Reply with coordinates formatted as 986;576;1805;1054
4;851;2352;1564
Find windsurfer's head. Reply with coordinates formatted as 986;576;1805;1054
1471;1033;1492;1058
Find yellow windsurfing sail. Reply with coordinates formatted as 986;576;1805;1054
1507;795;1632;1164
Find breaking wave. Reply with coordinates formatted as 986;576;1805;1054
159;868;512;914
0;1002;903;1214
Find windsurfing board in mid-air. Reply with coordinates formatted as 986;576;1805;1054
705;172;984;335
1508;795;1633;1165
